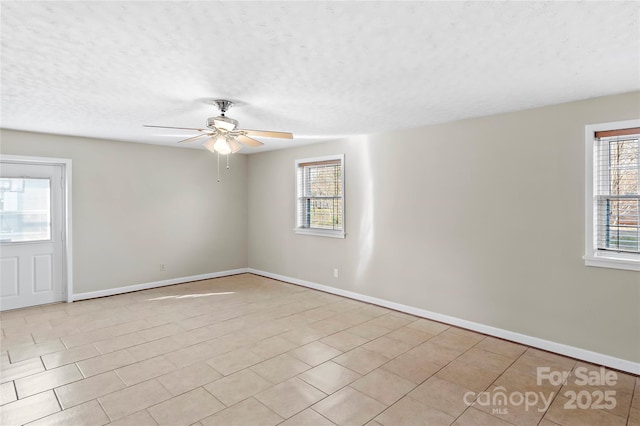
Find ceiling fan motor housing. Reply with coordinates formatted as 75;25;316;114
207;116;238;131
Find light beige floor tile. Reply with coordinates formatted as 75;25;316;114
138;323;185;341
475;336;527;359
408;341;464;365
375;396;454;426
31;324;80;343
312;386;386;426
408;376;474;418
164;341;215;368
334;347;390;375
300;307;339;322
385;326;434;347
115;355;176;386
204;368;273;407
0;275;635;426
250;353;311;384
0;381;17;405
207;347;264;376
429;329;482;352
351;368;416;405
103;319;155;337
280;408;336;426
158;362;222;396
0;334;36;351
290;341;342;366
525;348;576;369
508;352;577;378
200;397;283;426
471;384;548;426
106;410;159;426
310;318;350;338
456;347;515;374
147;386;224;426
99;379;171;421
0;390;60;425
333;311;373;326
362;336;413;359
628;406;639;425
61;327;114;348
565;362;636;395
452;407;516;426
368;314;413;330
347;322;390;340
436;359;501;392
280;326;328;345
23;310;68;325
250;335;298;359
41;344;100;369
55;371;126;409
406;319;449;335
8;339;66;363
27;399;109;426
207;332;257;356
543;394;627;426
0;357;45;383
320;330;369;352
298;361;362;394
256;377;327;419
77;348;136;377
171;327;218;347
127;336;182;361
381;351;442;384
93;332;146;354
15;363;83;398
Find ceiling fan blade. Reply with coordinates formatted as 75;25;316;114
144;125;206;132
228;139;243;153
177;133;209;144
236;135;265;147
242;129;293;139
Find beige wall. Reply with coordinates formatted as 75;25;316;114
247;92;640;363
1;130;248;294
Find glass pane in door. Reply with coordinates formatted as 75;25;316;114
0;178;51;242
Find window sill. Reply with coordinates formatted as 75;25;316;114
584;253;640;272
294;228;345;239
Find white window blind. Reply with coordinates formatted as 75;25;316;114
295;155;345;238
594;128;640;254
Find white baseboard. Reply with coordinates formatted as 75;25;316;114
247;268;640;375
72;268;249;301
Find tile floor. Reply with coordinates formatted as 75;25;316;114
0;273;638;426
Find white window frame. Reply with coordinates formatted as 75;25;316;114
584;119;640;271
294;154;345;238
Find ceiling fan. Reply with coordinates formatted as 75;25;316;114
144;99;293;155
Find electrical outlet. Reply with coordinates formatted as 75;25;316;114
333;268;339;278
160;263;166;271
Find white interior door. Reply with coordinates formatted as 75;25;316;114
0;162;65;310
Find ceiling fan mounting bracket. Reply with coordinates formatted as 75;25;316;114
212;99;233;116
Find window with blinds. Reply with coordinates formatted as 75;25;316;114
295;155;345;238
595;128;640;254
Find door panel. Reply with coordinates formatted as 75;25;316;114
0;162;64;310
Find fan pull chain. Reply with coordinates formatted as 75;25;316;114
217;152;220;183
227;154;230;169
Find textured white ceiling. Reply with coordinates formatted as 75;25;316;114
1;1;639;153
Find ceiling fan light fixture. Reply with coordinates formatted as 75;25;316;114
202;138;216;154
213;135;232;155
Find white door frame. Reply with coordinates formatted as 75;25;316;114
1;155;73;303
